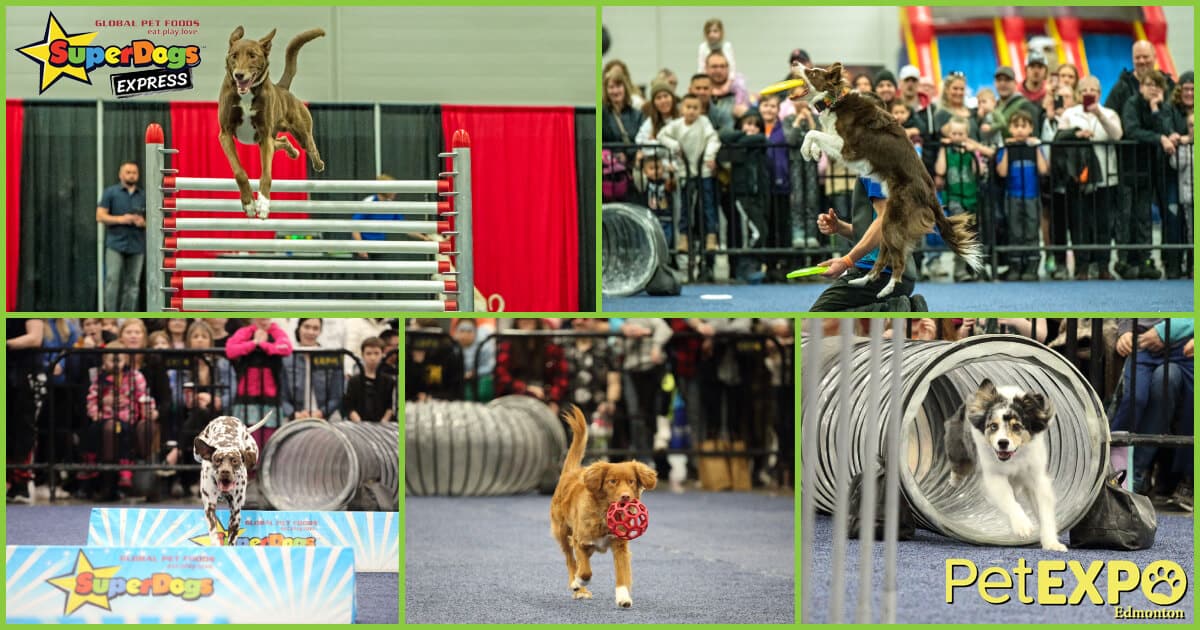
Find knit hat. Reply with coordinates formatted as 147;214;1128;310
648;80;674;100
1179;70;1194;86
874;69;896;88
790;49;811;65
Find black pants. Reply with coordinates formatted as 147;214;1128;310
1072;186;1113;267
809;267;916;312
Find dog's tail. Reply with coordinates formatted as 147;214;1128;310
277;28;325;91
559;405;588;476
933;207;985;272
246;410;275;435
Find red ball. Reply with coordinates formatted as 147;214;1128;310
606;499;649;540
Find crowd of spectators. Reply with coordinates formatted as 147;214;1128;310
407;317;795;492
604;20;1194;285
6;317;399;503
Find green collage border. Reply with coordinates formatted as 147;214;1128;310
3;0;1199;626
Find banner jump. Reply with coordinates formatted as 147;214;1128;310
144;123;474;312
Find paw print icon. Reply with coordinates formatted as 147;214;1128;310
1142;561;1188;606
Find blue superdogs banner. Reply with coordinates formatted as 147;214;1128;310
87;508;398;572
5;545;354;623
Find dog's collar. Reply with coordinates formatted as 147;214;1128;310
814;86;851;113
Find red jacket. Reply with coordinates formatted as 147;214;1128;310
225;323;293;398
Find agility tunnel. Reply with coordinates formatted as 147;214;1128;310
802;333;1110;547
601;202;669;297
405;396;567;496
143;123;472;312
260;419;399;512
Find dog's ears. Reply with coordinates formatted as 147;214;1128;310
583;463;608;495
1019;392;1054;433
827;62;844;80
229;26;245;46
259;29;277;54
977;379;996;395
634;463;658;491
194;437;215;462
242;448;258;470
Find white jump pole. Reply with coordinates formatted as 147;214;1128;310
168;297;456;312
144;123;474;312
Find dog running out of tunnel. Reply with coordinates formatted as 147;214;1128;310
801;334;1109;546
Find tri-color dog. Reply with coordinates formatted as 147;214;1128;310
944;380;1066;551
794;63;983;297
219;26;326;219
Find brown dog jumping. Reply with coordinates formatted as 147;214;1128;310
219;26;325;219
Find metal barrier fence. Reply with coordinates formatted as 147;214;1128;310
405;326;794;461
604;139;1193;281
5;345;403;503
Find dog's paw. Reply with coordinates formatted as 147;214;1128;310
615;586;632;609
254;197;270;220
312;157;325;172
242;200;257;218
1042;539;1068;552
571;576;590;590
572;587;593;600
800;133;821;161
875;278;898;299
846;274;870;287
1009;514;1035;539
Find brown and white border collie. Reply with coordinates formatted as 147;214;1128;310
797;63;982;297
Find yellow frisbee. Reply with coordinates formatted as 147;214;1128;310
760;78;807;96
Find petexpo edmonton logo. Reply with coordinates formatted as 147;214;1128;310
16;12;200;98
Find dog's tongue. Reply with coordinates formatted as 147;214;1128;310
996;450;1013;461
218;479;235;492
236;79;252;95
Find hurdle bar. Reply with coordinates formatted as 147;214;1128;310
144;123;473;312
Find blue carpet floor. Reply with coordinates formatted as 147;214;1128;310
405;492;794;624
804;513;1194;623
4;505;398;624
604;280;1193;313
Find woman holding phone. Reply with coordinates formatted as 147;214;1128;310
1060;75;1124;280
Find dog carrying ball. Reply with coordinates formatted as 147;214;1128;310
606;499;649;540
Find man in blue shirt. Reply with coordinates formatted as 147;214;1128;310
351;173;427;259
95;161;146;311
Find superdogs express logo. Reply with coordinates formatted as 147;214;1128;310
947;558;1188;617
46;550;214;615
16;12;199;96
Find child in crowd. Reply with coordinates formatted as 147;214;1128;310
935;117;987;281
83;342;158;499
632;152;677;248
996;109;1049;281
344;337;397;423
697;18;736;76
719;110;770;282
891;102;922;150
657;93;721;252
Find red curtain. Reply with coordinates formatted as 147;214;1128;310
167;102;309;300
6;100;24;311
440;105;579;312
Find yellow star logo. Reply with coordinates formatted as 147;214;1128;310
46;550;122;615
15;12;99;94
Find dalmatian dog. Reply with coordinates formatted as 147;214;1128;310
194;412;273;546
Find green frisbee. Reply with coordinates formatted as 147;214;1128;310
786;265;829;279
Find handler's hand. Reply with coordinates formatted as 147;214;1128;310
818;257;850;278
816;209;839;235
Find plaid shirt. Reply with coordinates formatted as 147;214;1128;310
495;340;569;403
87;369;155;422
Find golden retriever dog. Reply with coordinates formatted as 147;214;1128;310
550;406;656;608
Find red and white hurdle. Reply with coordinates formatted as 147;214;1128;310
143;123;473;312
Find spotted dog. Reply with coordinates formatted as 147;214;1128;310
194;412;273;546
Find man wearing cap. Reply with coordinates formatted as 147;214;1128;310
991;66;1042;141
873;69;898;110
1019;50;1050;105
898;64;923;112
